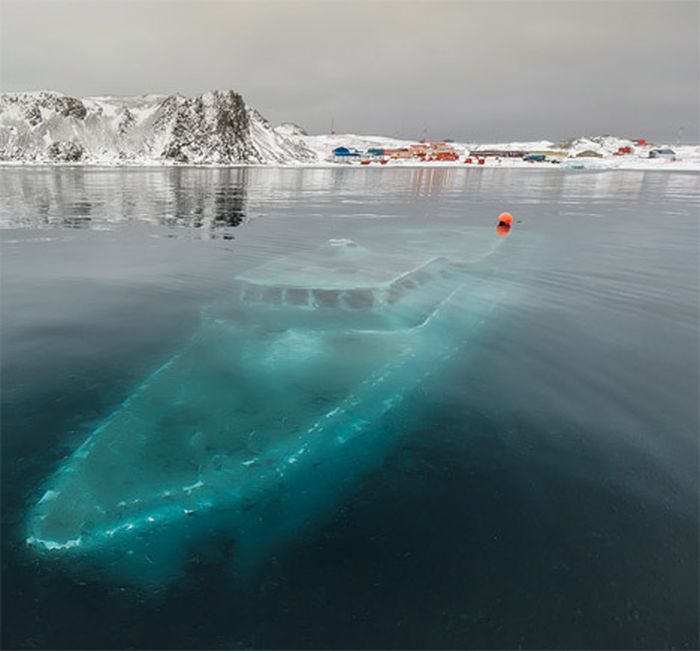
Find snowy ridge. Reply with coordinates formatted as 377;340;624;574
0;90;316;165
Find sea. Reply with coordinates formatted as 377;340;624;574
1;166;698;649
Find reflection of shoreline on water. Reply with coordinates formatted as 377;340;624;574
1;167;698;233
0;168;249;233
410;168;454;197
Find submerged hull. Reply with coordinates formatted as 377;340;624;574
26;226;509;583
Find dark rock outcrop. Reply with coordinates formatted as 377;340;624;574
47;141;84;161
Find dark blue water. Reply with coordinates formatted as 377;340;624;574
2;167;698;649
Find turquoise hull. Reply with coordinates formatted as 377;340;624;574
26;227;508;583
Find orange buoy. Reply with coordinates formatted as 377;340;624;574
497;212;513;227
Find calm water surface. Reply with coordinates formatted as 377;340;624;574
1;167;698;649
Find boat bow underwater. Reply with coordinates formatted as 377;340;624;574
26;225;512;584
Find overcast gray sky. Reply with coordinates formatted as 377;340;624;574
1;0;698;142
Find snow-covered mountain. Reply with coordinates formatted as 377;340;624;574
2;90;698;169
0;90;316;164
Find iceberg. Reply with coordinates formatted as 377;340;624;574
26;226;509;584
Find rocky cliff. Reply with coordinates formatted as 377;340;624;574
0;90;316;165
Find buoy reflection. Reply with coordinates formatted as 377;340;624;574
496;223;511;237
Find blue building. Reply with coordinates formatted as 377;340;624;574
333;146;361;158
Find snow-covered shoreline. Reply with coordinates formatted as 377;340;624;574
2;90;698;171
2;159;698;172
